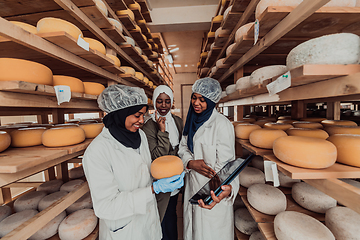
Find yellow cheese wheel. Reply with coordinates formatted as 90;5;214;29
142;55;148;62
150;51;158;58
83;37;106;55
222;0;227;6
147;60;153;66
235;124;261;139
232;121;247;127
147;43;152;49
273;136;337;169
321;120;358;127
264;122;293;130
327;134;360;167
10;127;47;147
106;54;121;67
0;131;11;153
52;123;79;128
42;127;85;147
143;77;149;84
94;0;108;16
286;128;329;139
129;2;141;11
278;116;291;120
200;52;208;58
151;155;184;179
37;17;82;40
208;32;215;38
135;72;144;81
116;9;135;21
249;129;287;149
148;81;154;87
134;46;142;55
0;58;53;85
137;20;146;25
254;120;274;127
10;21;37;34
293;121;323;129
277;119;296;124
213;15;223;22
121;66;136;76
53;75;84;93
79;123;104;138
300;117;327;123
325;125;360;136
107;18;123;32
135;25;141;32
83;82;105;95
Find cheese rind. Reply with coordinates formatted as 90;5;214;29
116;9;135;21
38;191;69;211
10;21;37;34
225;84;237;95
83;37;106;55
235;22;254;42
325;125;360;135
37;179;64;194
53;75;84;93
325;206;360;240
327;134;360;167
66;192;92;214
69;166;85;179
107;18;123;32
236;76;251;90
264;122;293;130
292;121;323;129
94;0;108;16
30;211;66;240
249;128;287;149
321;119;358;127
60;179;85;192
106;54;121;67
83;82;105;95
14;191;47;212
239;167;265;188
0;131;11;153
250;65;287;86
234;208;258;235
235;124;261;139
286;128;329;139
79;123;104;138
0;210;38;237
37;17;82;40
151;156;183;179
120;66;136;76
11;127;47;147
42;127;86;147
0;206;12;223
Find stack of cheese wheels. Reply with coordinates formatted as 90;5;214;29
83;82;105;95
0;210;38;238
253;119;273;127
116;9;135;21
106;54;121;67
37;179;64;194
247;184;287;215
42;126;86;147
325;125;360;135
0;58;53;85
251;156;264;171
60;179;85;192
234;208;258;235
273;136;337;169
37;17;83;40
58;209;98;240
151;156;183;179
264;122;293;131
235;124;261;139
325;207;360;239
53;75;84;93
69;166;85;179
287;33;360;70
292;182;337;213
278;171;300;188
236;76;251;90
0;131;11;153
66;192;92;214
321;119;357;128
0;206;12;222
83;37;106;55
250;65;287;86
135;72;144;80
30;211;66;240
120;36;136;47
121;66;136;76
239;167;265;188
10;127;47;147
235;22;255;42
38;191;69;211
13;191;47;212
226;43;236;56
79;123;104;138
300;117;327;122
286;128;329;139
327;134;360;167
274;211;335;240
225;84;237;95
249;128;287;149
107;18;123;33
94;0;108;16
292;121;323;129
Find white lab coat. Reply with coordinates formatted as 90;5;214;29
83;127;162;240
178;109;238;240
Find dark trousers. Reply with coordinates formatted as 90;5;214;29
161;193;179;240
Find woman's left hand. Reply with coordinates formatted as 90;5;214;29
198;185;232;210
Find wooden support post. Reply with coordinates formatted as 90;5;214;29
51;109;65;124
266;105;271;117
291;100;306;120
37;113;49;124
0;188;12;204
56;162;69;182
234;106;244;121
44;167;56;181
244;106;251;116
326;101;341;120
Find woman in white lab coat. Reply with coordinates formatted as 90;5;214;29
178;78;239;240
83;85;185;240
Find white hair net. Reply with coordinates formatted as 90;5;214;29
97;84;148;113
192;77;222;103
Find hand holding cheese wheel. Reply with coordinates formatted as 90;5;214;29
53;75;84;93
327;134;360;167
83;82;105;95
151;155;184;179
286;128;329;139
37;17;83;40
11;127;47;147
79;123;104;138
42;127;85;147
249;128;287;149
0;131;11;153
235;124;261;139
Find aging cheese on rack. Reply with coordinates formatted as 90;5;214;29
251;156;264;171
235;22;254;42
249;231;265;240
94;0;108;16
120;36;136;47
148;81;154;87
264;122;293;131
135;46;143;55
60;179;85;192
327;134;360;167
66;192;92;214
38;191;69;211
321;119;358;127
30;211;66;240
116;9;135;21
107;18;123;33
226;43;236;56
239;167;265;188
300;117;327;123
120;66;136;76
224;6;232;19
69;166;85;179
249;128;287;149
53;75;84;93
42;127;86;147
273;136;337;169
253;119;273;127
235;124;261;139
37;179;64;194
234;208;258;235
0;131;11;153
0;210;38;238
37;17;83;40
215;27;230;38
325;125;360;135
0;58;53;85
129;2;141;11
106;54;121;67
151;156;183;179
212;15;223;22
79;123;104;138
142;55;148;62
10;21;37;34
250;65;287;86
325;206;360;240
207;31;215;38
83;37;106;55
10;127;47;147
292;121;323;129
135;72;144;81
13;191;47;212
286;128;329;139
276;119;296;124
236;76;251;90
0;206;12;223
143;77;149;84
225;84;236;95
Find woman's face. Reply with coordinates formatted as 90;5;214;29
156;93;171;116
125;106;147;132
191;93;207;114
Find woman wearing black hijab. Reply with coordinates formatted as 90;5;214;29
83;85;184;240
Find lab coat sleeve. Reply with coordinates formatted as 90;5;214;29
178;135;194;169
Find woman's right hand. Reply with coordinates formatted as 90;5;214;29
187;160;216;178
155;111;166;132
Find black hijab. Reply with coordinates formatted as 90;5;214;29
103;104;148;149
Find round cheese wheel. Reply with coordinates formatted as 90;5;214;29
325;125;360;136
69;166;85;179
42;127;86;147
142;55;148;62
147;60;153;67
253;120;273;127
134;46;142;55
207;31;215;38
59;209;98;240
150;51;158;58
300;117;327;122
37;17;82;40
53;75;84;93
249;128;287;149
148;81;154;87
79;123;103;138
0;131;11;153
247;184;287;215
236;76;251;90
327;134;360;167
106;54;121;67
215;27;230;38
13;191;47;212
226;43;236;56
0;58;53;85
235;22;255;42
213;15;223;23
107;18;123;33
60;179;84;192
250;65;287;86
120;66;136;76
143;77;149;84
224;6;232;19
286;128;329;139
321;119;357;127
10;127;46;147
0;206;12;223
94;0;108;16
120;36;135;47
251;156;264;171
292;182;337;213
341;179;360;189
278;116;291;120
234;208;258;235
0;210;38;237
235;124;261;139
129;2;141;11
10;21;37;34
278;171;300;188
273;136;337;169
66;192;92;214
276;119;296;124
287;33;360;70
292;121;323;129
135;72;144;81
38;191;69;211
83;82;105;95
30;211;66;240
274;211;335;240
325;206;360;240
151;156;183;179
83;37;106;55
264;122;293;130
37;179;64;194
239;167;265;188
116;9;135;21
216;58;226;68
249;231;265;240
200;52;208;58
226;84;236;95
255;0;303;19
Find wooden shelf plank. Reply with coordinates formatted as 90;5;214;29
258;223;276;240
236;139;273;157
102;64;125;74
232;0;252;12
102;26;126;45
106;0;127;11
119;74;153;90
235;228;250;240
131;8;145;22
120;44;144;61
222;12;243;30
80;49;115;66
118;15;137;30
210;20;222;32
214;34;230;47
80;5;113;29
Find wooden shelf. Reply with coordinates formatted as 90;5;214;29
214;34;230;47
118;15;137;30
106;0;127;11
80;4;113;29
119;74;154;90
102;26;126;45
258;223;276;240
222;12;243;30
235;228;250;240
236;139;273;157
210;19;222;32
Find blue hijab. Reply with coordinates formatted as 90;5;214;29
183;94;216;153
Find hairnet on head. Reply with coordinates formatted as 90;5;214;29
192;77;222;103
97;84;148;113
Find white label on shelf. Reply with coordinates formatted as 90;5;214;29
264;160;280;187
254;19;259;45
54;85;71;105
266;71;291;96
77;34;89;51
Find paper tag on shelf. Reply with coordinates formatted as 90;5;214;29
266;71;291;96
77;34;89;51
254;19;259;45
264;161;280;187
54;85;71;105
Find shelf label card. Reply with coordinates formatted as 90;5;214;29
264;161;280;187
266;71;291;96
54;85;71;105
254;19;259;45
77;34;89;51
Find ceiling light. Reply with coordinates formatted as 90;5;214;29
169;47;179;53
167;55;173;63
